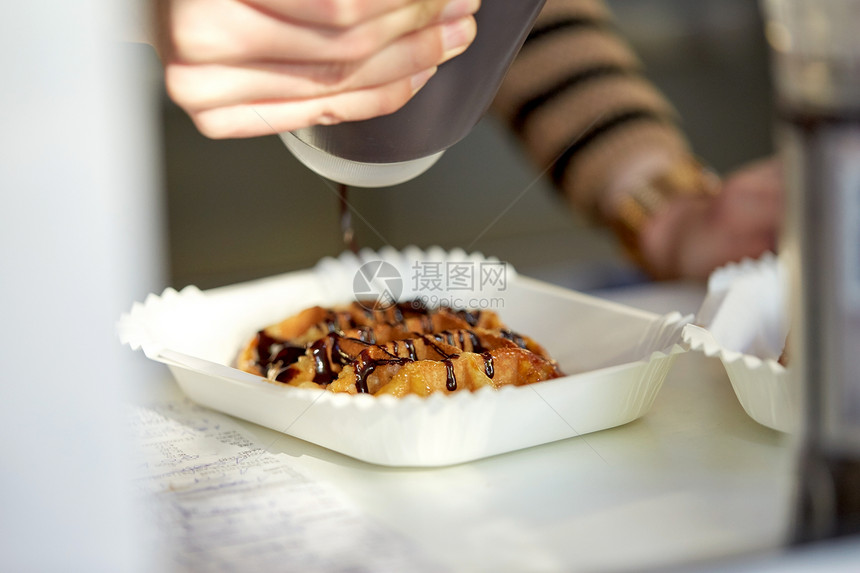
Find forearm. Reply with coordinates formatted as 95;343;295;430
495;0;694;217
494;0;727;277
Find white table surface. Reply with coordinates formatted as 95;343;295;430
135;281;858;572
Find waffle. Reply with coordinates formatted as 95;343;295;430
236;300;563;396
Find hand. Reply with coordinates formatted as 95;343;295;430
154;0;480;138
640;157;784;280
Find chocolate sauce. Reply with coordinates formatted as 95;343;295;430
467;330;486;353
454;309;481;327
392;304;404;323
353;349;411;394
329;333;355;366
254;331;305;366
481;352;495;379
309;338;336;384
358;327;377;344
421;334;453;359
500;329;527;349
254;331;306;382
323;311;339;333
403;298;430;314
443;358;458;391
338;183;358;254
420;314;433;332
404;339;417;361
352;350;375;394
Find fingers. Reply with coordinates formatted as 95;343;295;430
159;0;480;138
166;0;479;64
637;155;786;280
165;17;475;112
189;68;438;138
643;194;782;281
715;159;784;236
714;188;781;231
673;190;782;280
248;0;424;27
250;0;477;28
678;226;777;280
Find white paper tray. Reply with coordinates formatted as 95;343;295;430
681;254;798;433
120;247;689;467
683;325;795;433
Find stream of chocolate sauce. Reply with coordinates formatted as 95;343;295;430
338;183;359;254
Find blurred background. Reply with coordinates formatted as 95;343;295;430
150;0;775;292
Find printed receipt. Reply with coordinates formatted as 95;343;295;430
129;400;440;572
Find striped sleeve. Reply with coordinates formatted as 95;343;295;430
492;0;691;221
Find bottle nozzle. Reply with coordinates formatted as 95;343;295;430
280;131;444;188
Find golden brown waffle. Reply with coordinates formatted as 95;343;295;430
236;300;563;396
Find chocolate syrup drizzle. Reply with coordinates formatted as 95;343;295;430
338;184;359;254
500;329;528;349
481;352;495;379
253;301;508;392
353;350;411;394
254;330;306;382
442;359;457;391
309;338;335;384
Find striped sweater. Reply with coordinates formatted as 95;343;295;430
493;0;692;225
